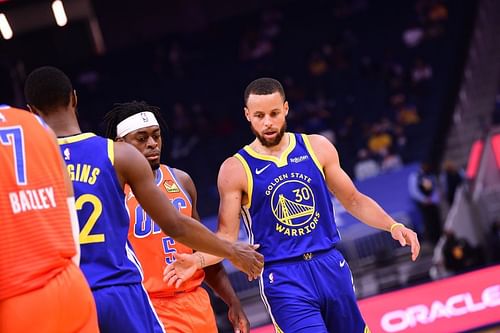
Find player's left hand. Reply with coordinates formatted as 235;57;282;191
227;301;250;333
391;224;420;261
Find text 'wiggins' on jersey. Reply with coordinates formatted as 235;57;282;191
0;106;75;300
126;164;205;297
57;133;143;289
235;132;341;263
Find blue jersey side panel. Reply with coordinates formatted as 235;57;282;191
58;133;142;289
237;133;340;262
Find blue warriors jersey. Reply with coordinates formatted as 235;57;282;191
235;133;341;263
58;133;143;289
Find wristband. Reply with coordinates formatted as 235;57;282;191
390;223;404;233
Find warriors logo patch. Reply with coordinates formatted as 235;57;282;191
266;173;321;237
265;172;321;236
271;180;315;227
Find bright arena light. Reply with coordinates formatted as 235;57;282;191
0;13;13;39
51;0;68;27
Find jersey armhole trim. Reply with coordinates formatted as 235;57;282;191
165;165;192;206
301;134;325;178
234;153;253;210
107;139;114;166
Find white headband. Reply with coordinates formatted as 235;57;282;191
116;111;159;137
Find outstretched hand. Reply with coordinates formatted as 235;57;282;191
163;243;264;285
228;242;264;281
391;224;420;261
163;253;198;288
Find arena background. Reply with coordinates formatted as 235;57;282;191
1;0;499;332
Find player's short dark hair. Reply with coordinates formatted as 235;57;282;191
244;77;286;106
103;100;168;139
24;66;73;113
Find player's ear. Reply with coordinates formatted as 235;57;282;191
71;90;78;108
244;107;250;122
284;101;289;117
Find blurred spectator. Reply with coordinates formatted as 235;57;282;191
425;1;448;39
412;58;433;95
440;160;464;206
397;101;420;126
380;148;403;172
260;8;283;39
303;97;334;134
191;102;211;139
408;163;442;244
251;39;274;60
389;92;407;109
403;23;424;48
367;124;393;156
412;58;433;83
354;148;380;180
337;116;355;142
170;102;199;160
320;128;336;144
393;126;408;154
239;8;282;62
428;2;448;23
442;230;478;274
308;51;329;77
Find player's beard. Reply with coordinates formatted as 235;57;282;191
151;161;160;171
151;162;161;181
251;122;287;147
146;150;161;171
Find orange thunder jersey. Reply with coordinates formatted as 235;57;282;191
126;164;205;297
0;106;75;300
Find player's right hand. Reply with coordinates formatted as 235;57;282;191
228;242;264;281
163;253;198;288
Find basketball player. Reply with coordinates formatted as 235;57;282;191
23;66;263;333
103;101;249;333
164;77;421;333
0;105;98;332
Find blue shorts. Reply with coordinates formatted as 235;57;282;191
260;248;369;333
93;283;165;333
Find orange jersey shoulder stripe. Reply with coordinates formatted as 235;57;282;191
126;164;204;296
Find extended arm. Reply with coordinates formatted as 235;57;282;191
164;156;261;285
113;142;263;270
308;134;420;261
175;168;250;333
190;157;256;267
